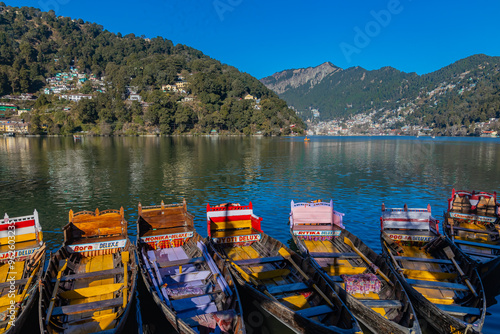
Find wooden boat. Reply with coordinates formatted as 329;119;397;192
0;211;45;333
443;189;500;267
207;202;362;334
290;200;420;334
380;204;486;334
39;207;137;334
136;200;245;334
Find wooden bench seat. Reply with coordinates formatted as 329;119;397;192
234;256;283;266
70;235;125;245
165;271;211;284
211;228;261;239
394;256;452;265
140;225;195;238
407;279;468;291
310;252;359;259
436;304;481;316
454;239;500;250
52;268;125;283
402;269;457;281
268;283;308;295
358;300;402;308
52;298;122;316
296;305;332;318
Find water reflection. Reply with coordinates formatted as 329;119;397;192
1;136;500;331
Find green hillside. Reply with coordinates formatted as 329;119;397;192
0;4;304;135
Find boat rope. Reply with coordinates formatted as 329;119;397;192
464;324;473;334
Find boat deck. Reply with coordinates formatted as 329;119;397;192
397;246;456;305
306;239;388;317
62;253;120;332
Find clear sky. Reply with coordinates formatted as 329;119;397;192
11;0;500;79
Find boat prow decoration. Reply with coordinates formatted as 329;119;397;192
381;203;486;334
39;207;137;334
207;202;263;245
290;199;344;241
0;210;45;333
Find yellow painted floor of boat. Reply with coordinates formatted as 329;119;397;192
399;246;455;305
65;254;118;332
305;240;386;317
0;261;25;332
453;221;499;245
225;245;312;310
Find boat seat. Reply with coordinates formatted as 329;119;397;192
173;295;218;319
328;275;344;282
164;271;211;284
296;305;333;318
402;269;457;281
234;256;284;266
59;283;123;300
267;282;308;295
53;268;125;283
407;279;468;291
156;247;189;263
358;300;402;308
436;304;481;316
250;269;290;280
323;265;366;275
310;252;359;259
454;239;500;250
394;256;452;265
140;225;195;238
52;298;122;316
161;264;198;277
281;295;309;310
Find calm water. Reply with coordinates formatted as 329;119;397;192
1;135;500;333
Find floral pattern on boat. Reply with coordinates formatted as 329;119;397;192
341;273;381;295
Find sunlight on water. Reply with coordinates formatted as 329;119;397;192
0;135;499;332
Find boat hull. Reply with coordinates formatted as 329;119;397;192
382;236;486;334
39;242;137;334
211;232;361;334
292;229;420;334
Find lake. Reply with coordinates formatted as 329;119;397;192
1;135;499;333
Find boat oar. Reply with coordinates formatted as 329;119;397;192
122;251;129;308
382;241;403;274
45;259;68;326
278;248;334;307
344;237;393;287
442;246;478;297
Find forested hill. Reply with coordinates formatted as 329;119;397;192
0;4;304;135
262;54;500;131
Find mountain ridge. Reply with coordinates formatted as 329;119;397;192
260;54;500;133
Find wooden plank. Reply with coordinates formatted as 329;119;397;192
268;283;308;295
402;269;457;281
166;271;211;284
59;283;123;299
310;252;359;259
323;265;366;276
171;295;213;312
328;275;344;282
0;278;29;289
211;220;252;230
394;256;452;265
157;257;204;268
454;239;500;250
53;268;124;283
234;256;284;266
407;279;468;291
436;304;481;316
251;269;290;280
281;295;309;310
52;298;122;316
358;300;402;308
296;305;332;318
173;247;189;260
445;225;499;235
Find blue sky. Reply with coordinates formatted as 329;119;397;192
12;0;500;78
